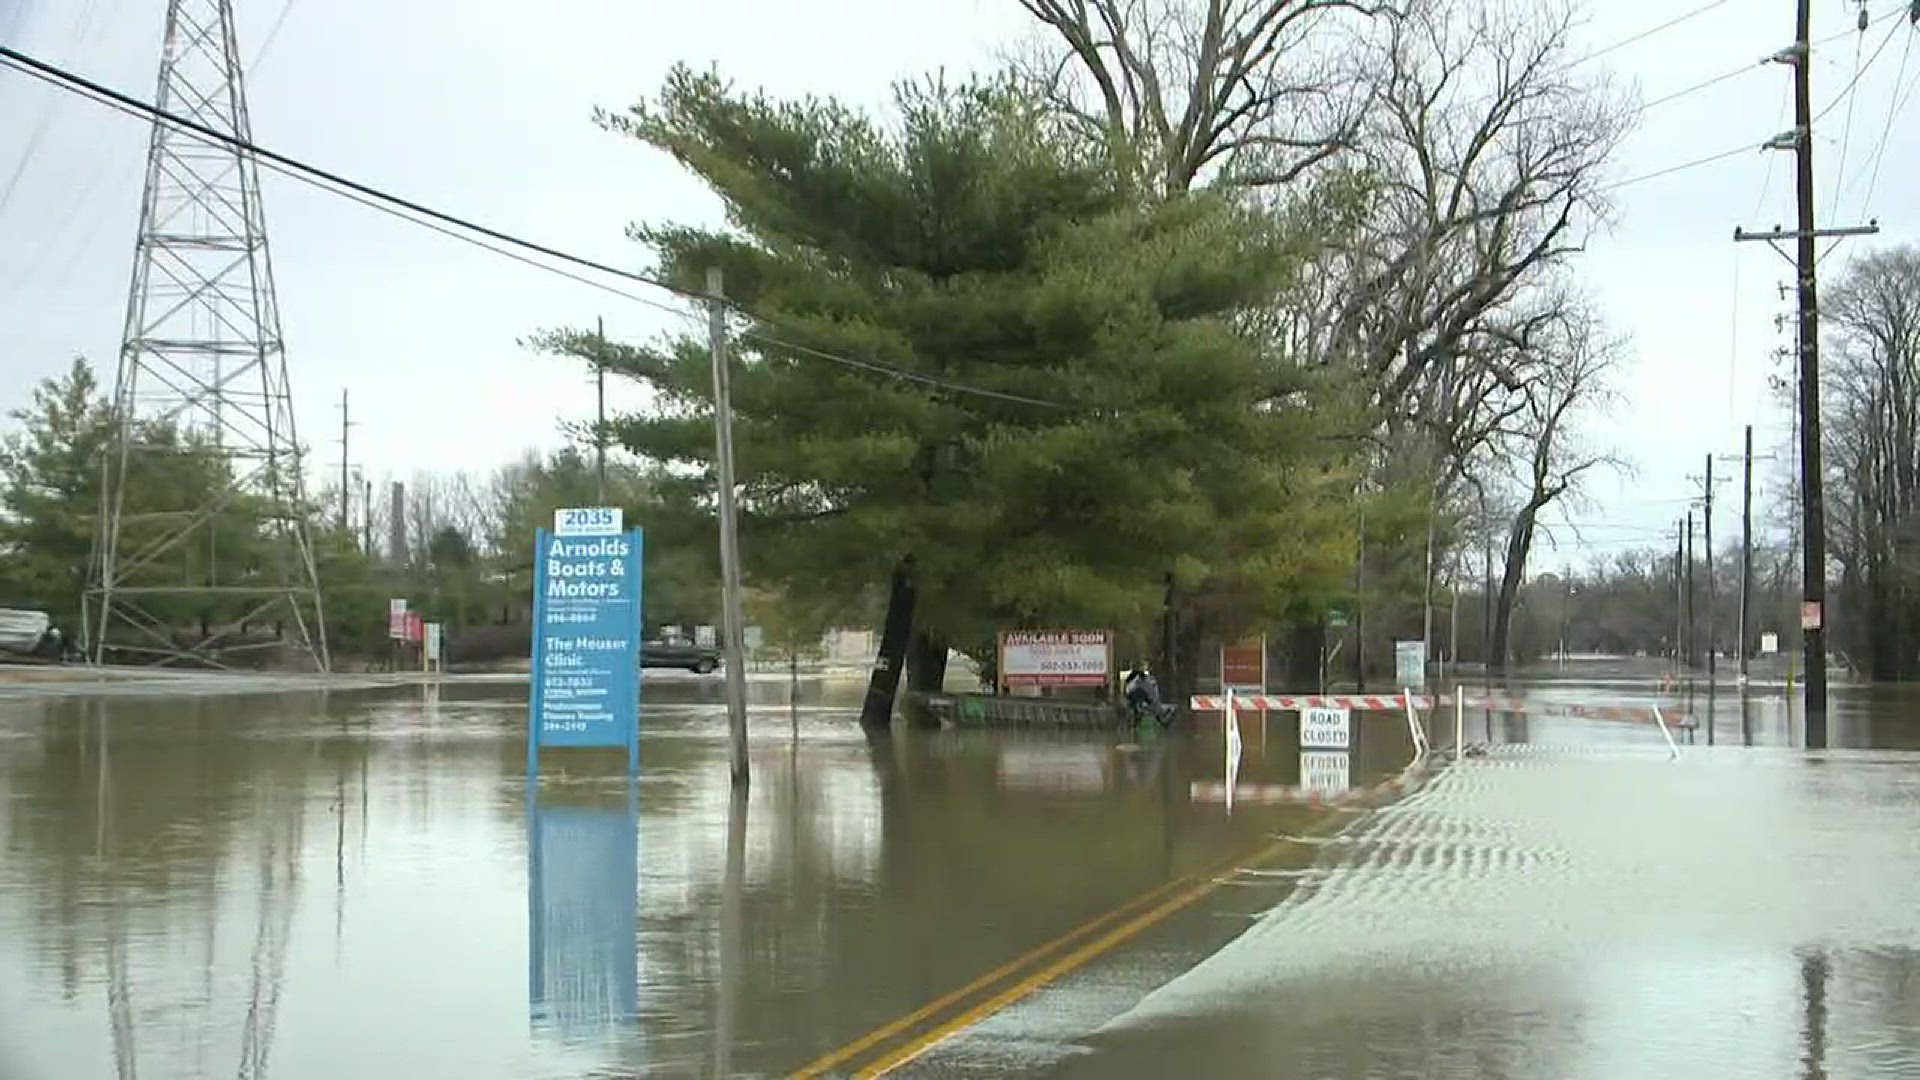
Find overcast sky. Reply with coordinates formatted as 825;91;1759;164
1;0;1916;569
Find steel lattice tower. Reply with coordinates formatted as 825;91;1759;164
87;0;328;670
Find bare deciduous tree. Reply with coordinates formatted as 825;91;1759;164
1014;0;1396;194
1824;246;1920;680
1485;298;1622;670
1324;0;1628;424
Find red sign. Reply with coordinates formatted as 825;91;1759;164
1221;635;1265;690
404;611;425;644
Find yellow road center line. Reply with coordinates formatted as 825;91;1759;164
854;839;1288;1078
788;869;1196;1079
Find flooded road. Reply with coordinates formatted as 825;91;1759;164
0;677;1405;1079
0;670;1915;1078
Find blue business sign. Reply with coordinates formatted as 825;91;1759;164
528;795;639;1041
528;507;643;774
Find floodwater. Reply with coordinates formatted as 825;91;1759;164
0;670;1915;1079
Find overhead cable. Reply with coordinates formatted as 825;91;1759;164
0;42;1070;410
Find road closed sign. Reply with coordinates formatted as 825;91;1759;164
1300;706;1351;750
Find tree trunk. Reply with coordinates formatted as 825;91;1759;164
1282;622;1324;691
859;557;916;730
904;631;948;692
1490;508;1541;673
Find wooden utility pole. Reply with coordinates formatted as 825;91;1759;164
1675;520;1686;668
1740;425;1755;681
707;269;750;785
1355;508;1368;691
1734;2;1883;748
1704;454;1716;683
1482;536;1493;673
1685;511;1696;668
1789;0;1827;747
337;389;351;532
595;316;608;505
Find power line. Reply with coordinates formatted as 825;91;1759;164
1858;32;1920;214
0;41;1070;410
1626;8;1908;119
248;0;299;71
1827;10;1871;221
1811;16;1901;125
1605;142;1759;192
1576;1;1737;67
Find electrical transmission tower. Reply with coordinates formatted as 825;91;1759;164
87;0;328;670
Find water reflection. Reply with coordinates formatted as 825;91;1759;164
3;677;1916;1079
527;787;639;1044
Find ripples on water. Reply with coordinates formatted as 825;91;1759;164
1075;742;1920;1079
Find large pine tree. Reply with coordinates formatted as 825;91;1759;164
537;69;1356;719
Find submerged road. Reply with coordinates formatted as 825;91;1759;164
891;741;1920;1078
0;670;1916;1078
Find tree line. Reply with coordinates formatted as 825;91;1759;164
0;359;741;666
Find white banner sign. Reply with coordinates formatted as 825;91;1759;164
999;630;1112;687
1300;751;1352;796
1760;632;1780;655
1300;706;1352;750
424;622;444;663
553;506;624;537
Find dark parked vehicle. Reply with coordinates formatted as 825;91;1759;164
642;638;721;673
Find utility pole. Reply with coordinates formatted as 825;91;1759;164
594;316;608;505
706;269;750;786
1483;535;1494;676
1740;425;1755;681
1448;558;1460;680
1675;519;1686;669
1355;508;1367;692
1733;2;1886;748
1559;567;1571;671
1789;0;1827;747
337;389;352;533
1685;511;1696;669
1704;453;1716;684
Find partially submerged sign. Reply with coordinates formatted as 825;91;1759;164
997;630;1112;690
528;507;643;775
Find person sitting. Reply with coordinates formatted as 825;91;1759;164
1123;662;1172;725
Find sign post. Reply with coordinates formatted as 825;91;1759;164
528;508;644;778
